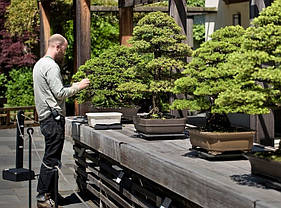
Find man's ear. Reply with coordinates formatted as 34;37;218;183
56;44;60;51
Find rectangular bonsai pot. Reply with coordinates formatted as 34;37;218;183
189;129;255;154
248;154;281;183
86;112;122;127
133;116;187;134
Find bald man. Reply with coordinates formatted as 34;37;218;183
33;34;89;207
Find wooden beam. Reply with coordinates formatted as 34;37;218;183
118;0;163;8
74;0;91;115
90;6;217;15
223;0;248;4
39;2;50;57
119;7;133;46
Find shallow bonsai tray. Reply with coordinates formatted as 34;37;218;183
137;132;187;140
190;147;247;161
94;123;122;130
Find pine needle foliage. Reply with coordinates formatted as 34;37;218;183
172;26;245;114
215;0;281;115
119;11;192;115
72;45;145;107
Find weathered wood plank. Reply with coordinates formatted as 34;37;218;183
120;142;256;208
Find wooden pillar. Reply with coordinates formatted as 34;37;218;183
186;16;194;49
74;0;91;115
169;0;187;34
119;7;133;46
250;112;275;146
39;2;51;57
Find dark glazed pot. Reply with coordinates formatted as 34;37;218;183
133;116;187;134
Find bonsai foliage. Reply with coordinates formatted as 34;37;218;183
72;45;144;107
119;11;192;115
172;26;245;115
215;0;281;115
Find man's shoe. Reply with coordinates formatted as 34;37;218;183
37;193;57;208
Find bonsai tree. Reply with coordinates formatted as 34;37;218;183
215;0;281;152
118;11;192;117
72;45;144;108
172;26;246;130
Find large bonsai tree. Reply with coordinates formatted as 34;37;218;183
215;0;281;115
118;11;192;117
172;26;245;130
215;0;281;152
72;45;144;108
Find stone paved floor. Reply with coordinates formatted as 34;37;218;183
0;127;95;208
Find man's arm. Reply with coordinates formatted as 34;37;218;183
46;66;89;100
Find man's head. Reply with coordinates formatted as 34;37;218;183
47;34;68;65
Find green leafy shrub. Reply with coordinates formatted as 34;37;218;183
90;13;119;57
172;26;245;130
72;45;145;107
5;67;34;107
0;73;7;97
118;11;192;116
5;0;39;44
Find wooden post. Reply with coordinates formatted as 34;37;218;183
186;16;194;49
74;0;91;115
250;112;275;146
39;2;51;57
169;0;189;45
119;7;133;46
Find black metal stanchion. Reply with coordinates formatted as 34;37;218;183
54;168;59;208
16;110;24;169
27;128;34;208
2;111;35;208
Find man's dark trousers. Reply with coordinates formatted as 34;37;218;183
37;115;65;196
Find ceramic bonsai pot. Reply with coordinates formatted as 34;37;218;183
133;116;187;134
189;129;255;155
247;154;281;183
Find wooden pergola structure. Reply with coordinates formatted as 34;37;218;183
39;0;216;72
38;0;216;115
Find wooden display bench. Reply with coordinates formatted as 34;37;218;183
66;117;281;208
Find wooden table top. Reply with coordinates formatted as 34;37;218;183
66;117;281;208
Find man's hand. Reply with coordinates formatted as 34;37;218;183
78;78;90;90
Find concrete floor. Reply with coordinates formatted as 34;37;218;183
0;127;94;208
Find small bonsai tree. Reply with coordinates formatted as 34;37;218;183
172;26;246;130
118;11;192;117
72;45;144;108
